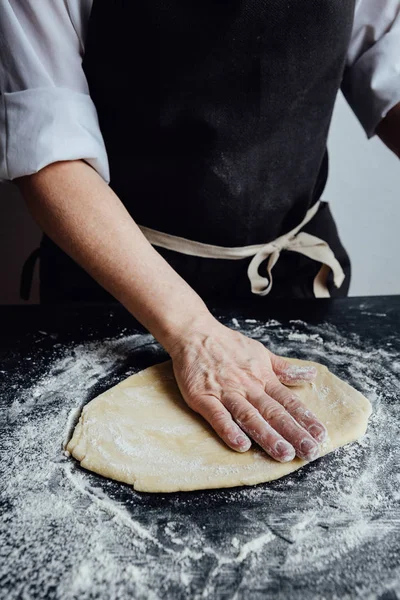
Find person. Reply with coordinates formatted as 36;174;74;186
1;1;399;464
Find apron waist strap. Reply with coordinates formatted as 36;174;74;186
138;201;345;298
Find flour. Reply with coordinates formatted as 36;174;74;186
1;319;399;599
288;331;323;343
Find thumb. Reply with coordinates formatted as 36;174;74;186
270;353;317;386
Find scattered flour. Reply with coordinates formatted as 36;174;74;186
288;331;323;344
1;318;399;599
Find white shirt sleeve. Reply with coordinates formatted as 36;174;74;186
0;0;109;182
343;0;400;137
2;1;399;182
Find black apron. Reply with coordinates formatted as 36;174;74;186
29;0;355;304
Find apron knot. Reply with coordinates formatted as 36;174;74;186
138;200;346;299
247;229;345;297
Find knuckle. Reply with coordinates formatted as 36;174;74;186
209;407;228;425
235;406;261;428
190;397;235;437
209;409;233;437
278;357;291;370
270;351;284;364
282;394;301;413
261;402;286;424
184;394;200;410
264;372;280;389
188;394;212;412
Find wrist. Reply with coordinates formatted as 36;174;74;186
157;306;218;357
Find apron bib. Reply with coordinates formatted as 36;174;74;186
34;0;355;303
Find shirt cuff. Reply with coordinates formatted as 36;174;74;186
0;86;110;182
342;27;400;138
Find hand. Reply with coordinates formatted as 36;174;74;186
169;317;327;462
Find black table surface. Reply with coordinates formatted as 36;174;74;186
0;294;399;338
1;296;399;600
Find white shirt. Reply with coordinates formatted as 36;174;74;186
0;0;399;183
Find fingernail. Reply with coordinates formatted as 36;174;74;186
235;434;251;452
299;439;320;461
308;424;327;443
275;441;295;462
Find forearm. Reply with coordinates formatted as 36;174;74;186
16;162;326;463
376;102;400;159
16;160;212;352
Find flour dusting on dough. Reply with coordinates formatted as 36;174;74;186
66;356;370;493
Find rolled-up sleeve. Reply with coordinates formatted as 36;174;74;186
343;0;400;138
0;0;110;182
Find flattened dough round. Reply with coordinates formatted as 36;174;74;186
67;359;372;493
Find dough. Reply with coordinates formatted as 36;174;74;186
66;359;372;493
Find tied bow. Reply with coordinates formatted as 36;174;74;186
247;230;345;298
139;200;346;298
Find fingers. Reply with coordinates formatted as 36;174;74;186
190;386;325;463
268;354;327;447
265;379;328;444
222;393;296;463
270;354;317;386
175;348;326;462
244;388;321;461
189;394;252;453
